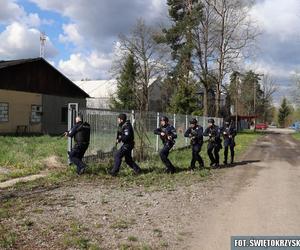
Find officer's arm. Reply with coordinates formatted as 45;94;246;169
232;128;237;137
67;124;78;138
170;126;177;139
203;127;210;136
197;127;204;139
184;128;191;138
120;127;130;143
154;128;162;135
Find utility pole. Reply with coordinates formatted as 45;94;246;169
235;74;240;130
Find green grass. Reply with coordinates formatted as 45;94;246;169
0;135;67;182
0;131;262;190
292;132;300;141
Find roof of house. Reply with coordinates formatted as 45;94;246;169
0;58;89;98
74;78;159;99
74;80;117;98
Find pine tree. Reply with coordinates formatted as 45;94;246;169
162;0;203;114
168;80;199;114
110;53;138;110
278;98;291;128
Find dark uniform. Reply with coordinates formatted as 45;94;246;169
184;119;204;170
221;121;237;165
203;119;222;167
154;116;177;174
110;117;141;176
67;120;90;175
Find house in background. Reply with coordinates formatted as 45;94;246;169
74;80;117;109
0;58;89;134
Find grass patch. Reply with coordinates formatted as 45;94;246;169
62;221;97;250
0;225;17;249
111;219;135;230
292;132;300;141
0;135;67;182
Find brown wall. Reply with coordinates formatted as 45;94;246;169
42;94;86;134
0;89;42;133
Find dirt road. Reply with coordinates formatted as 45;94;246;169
186;129;300;250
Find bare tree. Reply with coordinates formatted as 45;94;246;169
206;0;259;117
291;73;300;106
260;74;277;122
115;19;169;160
118;19;169;112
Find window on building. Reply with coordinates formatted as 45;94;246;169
0;103;9;122
31;105;42;123
61;107;68;123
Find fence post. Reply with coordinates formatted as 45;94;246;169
67;103;78;164
156;112;160;152
173;113;176;128
131;110;135;126
185;114;188;146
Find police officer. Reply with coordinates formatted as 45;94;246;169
203;118;222;168
65;115;90;175
184;118;204;170
221;120;237;165
154;116;177;174
109;113;141;176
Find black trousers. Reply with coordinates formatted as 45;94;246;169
69;143;89;173
111;144;141;175
159;143;175;173
207;142;221;165
224;140;235;163
191;143;204;169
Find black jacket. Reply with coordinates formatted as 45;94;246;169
154;124;177;145
68;121;90;144
117;120;135;145
203;125;222;144
184;125;203;145
221;126;237;142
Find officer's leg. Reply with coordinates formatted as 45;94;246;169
159;144;175;173
124;147;141;174
214;145;221;166
207;143;215;166
110;146;126;176
69;145;83;174
230;144;235;164
190;145;197;170
77;144;89;174
193;144;204;168
224;144;229;164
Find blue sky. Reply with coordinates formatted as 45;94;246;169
1;0;300;105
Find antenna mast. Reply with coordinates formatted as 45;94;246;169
40;32;46;58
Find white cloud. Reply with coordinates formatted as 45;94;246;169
0;22;57;59
251;0;300;39
59;23;83;46
0;0;25;24
58;51;112;80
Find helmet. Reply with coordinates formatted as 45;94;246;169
189;118;198;124
160;116;169;122
118;113;127;121
208;118;215;124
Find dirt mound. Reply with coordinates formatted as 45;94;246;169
43;156;66;170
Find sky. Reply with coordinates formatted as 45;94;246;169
1;0;300;104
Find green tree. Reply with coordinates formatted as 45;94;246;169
168;80;199;114
278;98;292;128
110;53;138;110
162;0;203;114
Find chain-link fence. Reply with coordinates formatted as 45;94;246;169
73;107;223;161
